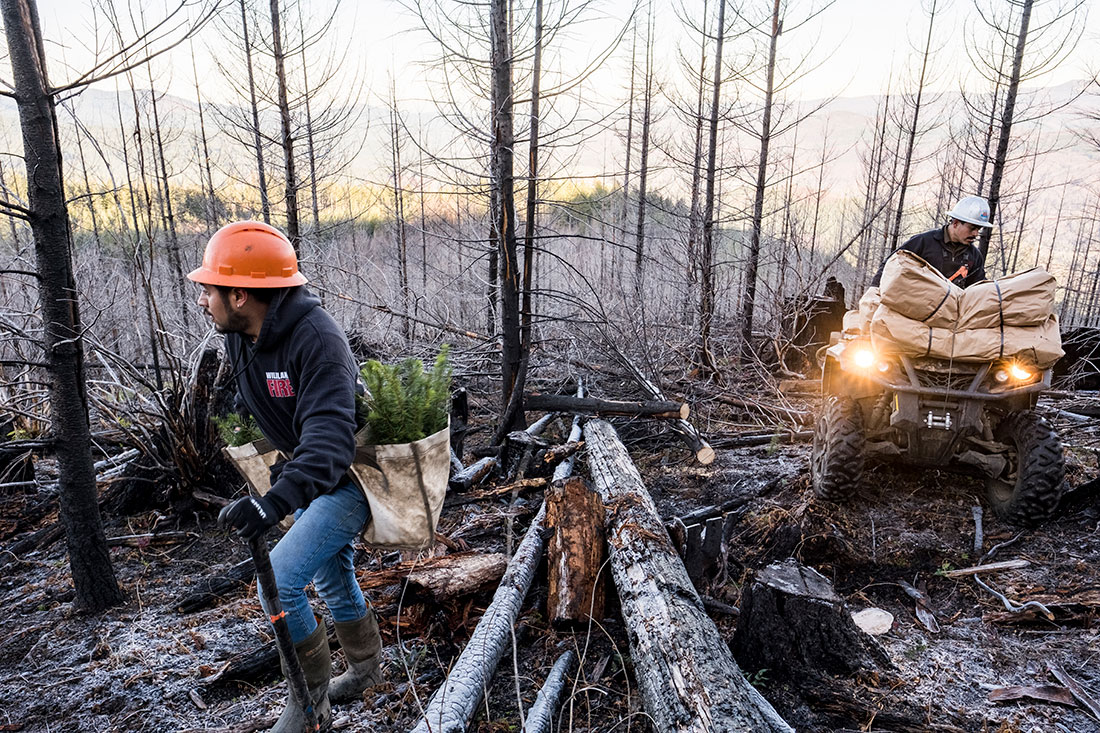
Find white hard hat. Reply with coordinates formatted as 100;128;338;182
947;195;992;228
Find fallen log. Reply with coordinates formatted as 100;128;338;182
524;393;688;420
626;371;714;465
408;503;549;733
523;649;577;733
545;476;606;626
583;419;792;732
406;552;508;604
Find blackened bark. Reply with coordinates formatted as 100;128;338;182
740;0;781;360
695;0;726;378
979;0;1033;259
1;0;123;612
240;0;271;223
270;0;300;251
490;0;523;434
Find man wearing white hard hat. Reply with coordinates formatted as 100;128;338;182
871;195;992;288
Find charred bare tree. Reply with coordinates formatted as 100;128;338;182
1;0;124;612
269;0;300;251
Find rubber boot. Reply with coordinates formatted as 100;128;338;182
329;612;383;703
271;622;331;732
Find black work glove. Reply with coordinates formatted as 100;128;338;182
217;495;287;540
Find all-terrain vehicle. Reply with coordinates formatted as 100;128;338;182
813;335;1065;526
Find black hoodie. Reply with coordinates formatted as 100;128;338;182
227;286;357;515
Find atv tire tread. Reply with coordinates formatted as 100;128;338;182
812;395;864;500
986;411;1064;527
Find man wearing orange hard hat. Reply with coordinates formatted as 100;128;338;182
188;221;381;731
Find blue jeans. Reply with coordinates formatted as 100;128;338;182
256;480;370;642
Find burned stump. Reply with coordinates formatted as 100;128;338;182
731;559;891;680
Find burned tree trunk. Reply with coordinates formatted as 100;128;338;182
1;0;124;612
583;419;792;732
545;476;606;626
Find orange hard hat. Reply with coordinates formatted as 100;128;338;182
187;221;308;288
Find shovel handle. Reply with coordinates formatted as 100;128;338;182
249;534;320;732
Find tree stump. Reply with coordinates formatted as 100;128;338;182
545;476;606;626
731;559;891;680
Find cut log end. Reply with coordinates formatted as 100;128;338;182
696;444;716;465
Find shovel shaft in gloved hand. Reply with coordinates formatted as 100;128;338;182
249;535;320;733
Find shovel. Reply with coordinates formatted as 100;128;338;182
249;534;320;733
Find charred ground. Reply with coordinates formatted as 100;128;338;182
0;387;1098;733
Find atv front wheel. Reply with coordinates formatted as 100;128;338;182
985;411;1064;527
812;395;865;500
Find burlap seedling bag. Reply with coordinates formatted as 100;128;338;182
222;438;294;530
348;422;450;551
878;250;963;328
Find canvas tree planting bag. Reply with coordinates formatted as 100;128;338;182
878;250;963;328
222;438;295;531
347;421;450;551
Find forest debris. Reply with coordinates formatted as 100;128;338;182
443;477;548;507
405;552;508;603
712;393;811;425
585;419;793;731
777;378;820;396
409;504;549;733
524;392;689;420
898;580;940;633
711;431;813;449
545;477;606;626
187;689;207;710
176;558;256;614
107;531;193;548
523;649;576;733
940;559;1030;577
987;685;1076;706
973;575;1054;621
971;505;983;555
1048;662;1100;720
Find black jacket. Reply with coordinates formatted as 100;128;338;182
871;227;986;288
227;286;358;514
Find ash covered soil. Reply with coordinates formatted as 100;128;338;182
1;398;1099;733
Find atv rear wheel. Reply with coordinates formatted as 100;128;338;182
985;411;1064;527
812;395;865;500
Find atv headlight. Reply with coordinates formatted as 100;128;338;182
1009;363;1032;381
852;347;875;369
993;369;1010;383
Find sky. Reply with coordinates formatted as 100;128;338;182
33;0;1098;110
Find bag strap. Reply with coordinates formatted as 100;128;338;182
921;284;953;323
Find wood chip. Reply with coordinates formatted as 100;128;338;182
188;689;207;710
851;607;893;635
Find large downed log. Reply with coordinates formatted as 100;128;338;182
583;419;791;732
525;392;688;420
545;476;606;626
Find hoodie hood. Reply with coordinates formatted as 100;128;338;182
254;286;321;351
